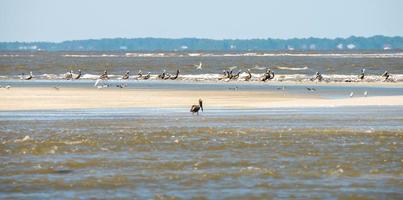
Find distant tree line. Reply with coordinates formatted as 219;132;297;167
0;36;402;51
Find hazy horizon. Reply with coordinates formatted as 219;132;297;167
1;0;402;42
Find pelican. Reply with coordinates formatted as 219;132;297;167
122;71;130;80
314;72;323;82
190;99;203;115
358;68;365;80
99;70;109;80
22;71;33;80
65;70;73;80
137;70;143;79
170;70;180;80
261;69;272;81
143;72;151;80
231;70;241;80
381;71;390;81
158;70;166;79
244;69;252;81
74;70;82;80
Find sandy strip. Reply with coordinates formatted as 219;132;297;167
0;87;402;111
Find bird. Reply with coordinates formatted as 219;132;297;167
22;71;33;80
74;70;82;80
244;69;252;81
358;68;365;80
381;71;390;81
5;85;11;89
314;72;323;82
99;70;109;80
158;70;166;79
306;87;316;91
231;70;241;80
364;91;368;97
195;62;203;70
65;70;73;80
350;92;354;97
136;70;143;79
122;71;130;80
142;72;151;80
190;99;203;115
170;70;180;80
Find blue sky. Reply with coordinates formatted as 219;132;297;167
0;0;402;42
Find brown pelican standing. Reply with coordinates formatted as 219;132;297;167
244;69;252;81
261;68;272;81
381;71;390;81
137;70;143;79
170;70;180;80
143;72;151;80
122;71;130;80
190;99;203;115
314;72;323;82
231;70;241;80
22;71;33;80
74;70;82;80
358;68;365;80
99;70;109;80
158;70;166;79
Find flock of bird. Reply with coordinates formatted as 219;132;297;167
18;65;393;83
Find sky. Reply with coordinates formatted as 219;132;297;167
0;0;402;42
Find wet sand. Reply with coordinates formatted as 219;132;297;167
0;87;403;110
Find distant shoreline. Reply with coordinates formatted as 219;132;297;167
1;36;402;51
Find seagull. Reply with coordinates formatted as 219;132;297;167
364;91;368;97
195;62;203;70
190;99;203;115
5;85;11;89
350;92;354;97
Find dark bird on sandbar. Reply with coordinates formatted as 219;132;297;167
190;99;203;115
122;71;130;80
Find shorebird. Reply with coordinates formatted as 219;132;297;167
170;70;180;80
349;92;354;97
190;99;203;115
158;70;166;79
358;68;365;80
65;70;73;80
381;71;390;81
99;70;109;80
195;62;202;70
137;70;143;79
231;70;241;80
122;71;130;80
74;70;82;80
244;69;252;81
364;91;368;97
314;72;323;82
143;72;151;80
22;71;33;80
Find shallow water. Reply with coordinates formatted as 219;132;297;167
1;107;402;199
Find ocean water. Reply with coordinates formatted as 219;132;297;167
0;107;402;199
1;51;403;199
0;51;403;82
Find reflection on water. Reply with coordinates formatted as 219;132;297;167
0;107;402;199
